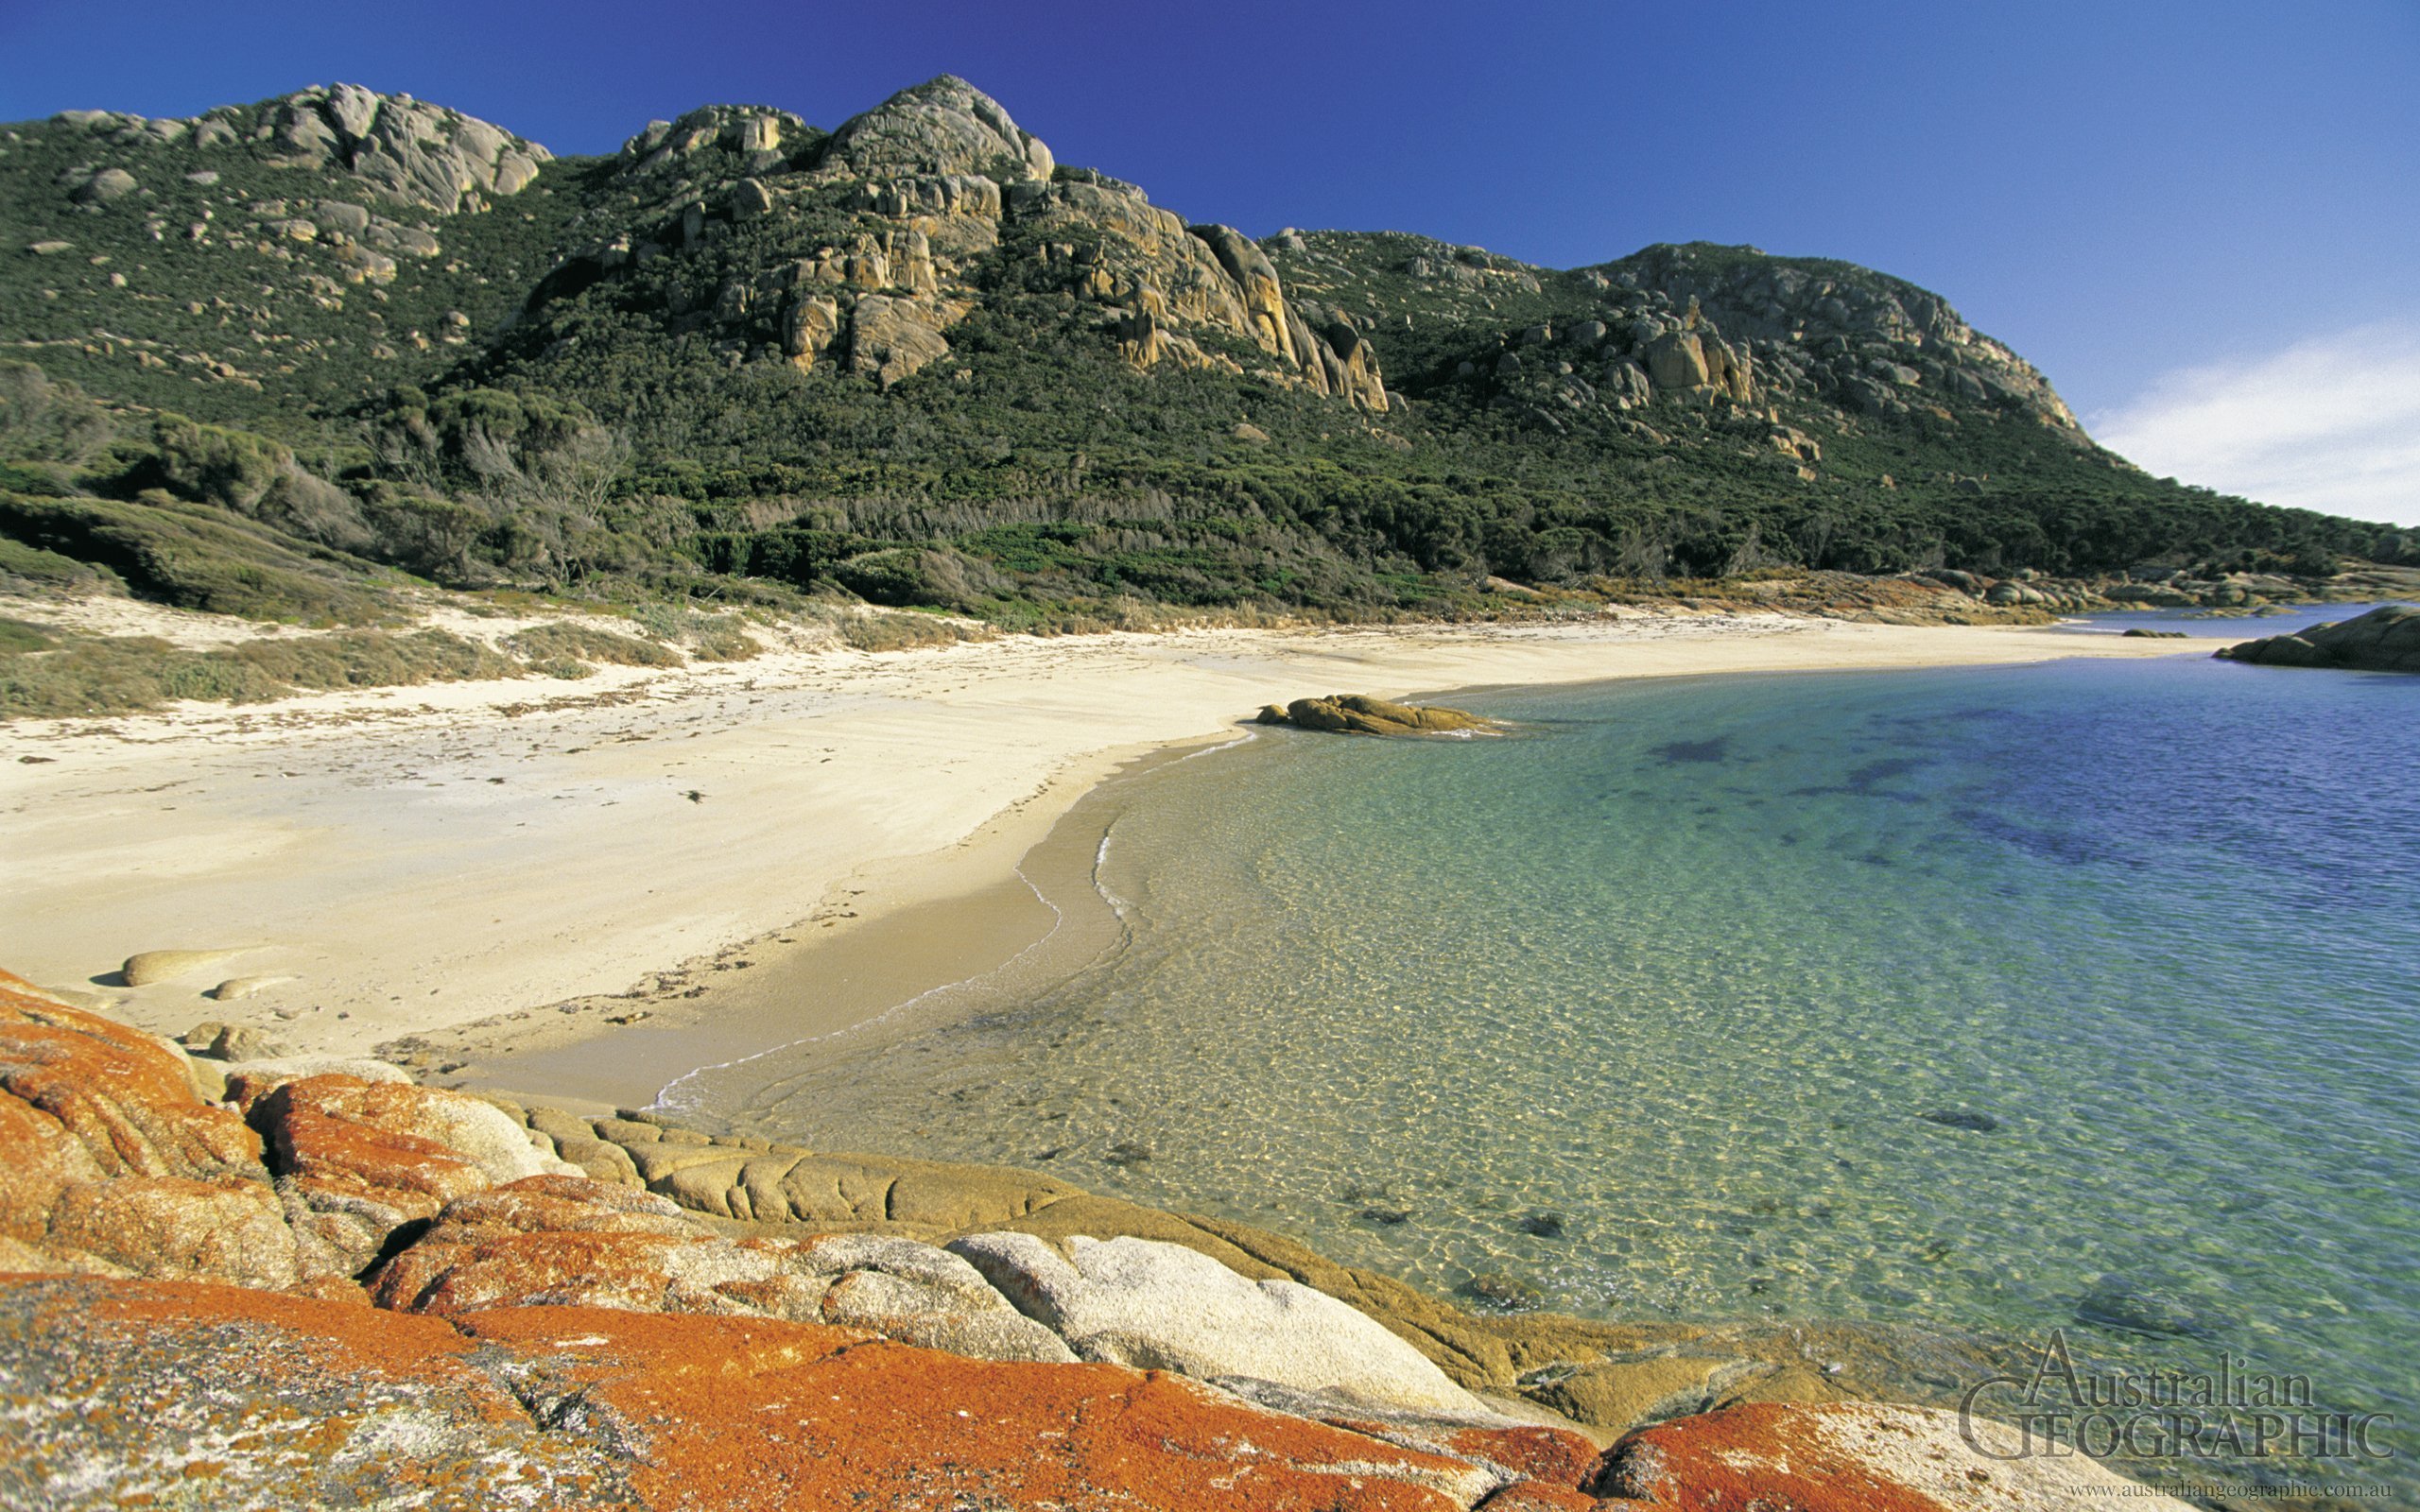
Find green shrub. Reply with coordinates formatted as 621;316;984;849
502;620;684;670
0;618;55;655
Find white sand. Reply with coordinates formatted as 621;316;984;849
0;610;2195;1057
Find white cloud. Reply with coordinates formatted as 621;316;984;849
2091;321;2420;527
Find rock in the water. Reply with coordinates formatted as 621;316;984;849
121;948;248;987
2074;1272;2225;1340
1526;1352;1763;1437
1270;693;1501;737
1596;1401;2197;1509
2120;627;2189;639
949;1231;1488;1416
2218;604;2420;673
1917;1108;1999;1133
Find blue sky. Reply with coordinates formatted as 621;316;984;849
5;0;2415;521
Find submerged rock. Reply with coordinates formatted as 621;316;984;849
2074;1272;2227;1341
1260;693;1503;736
1917;1108;1999;1132
2218;604;2420;672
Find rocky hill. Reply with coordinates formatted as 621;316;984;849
2;76;2410;633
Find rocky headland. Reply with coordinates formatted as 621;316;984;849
0;967;2215;1508
2217;603;2420;673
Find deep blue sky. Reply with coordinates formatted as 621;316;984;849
4;0;2415;439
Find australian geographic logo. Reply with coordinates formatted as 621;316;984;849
1958;1331;2394;1464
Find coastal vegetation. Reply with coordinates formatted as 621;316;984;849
3;79;2409;662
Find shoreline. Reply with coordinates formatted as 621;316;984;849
1;613;2197;1085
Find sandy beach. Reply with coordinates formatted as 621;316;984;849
0;610;2197;1105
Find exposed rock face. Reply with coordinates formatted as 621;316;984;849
1597;1401;2197;1510
0;985;2210;1510
2218;603;2420;672
259;83;550;213
526;76;1389;407
0;971;282;1285
821;75;1055;182
0;1276;1518;1511
370;1175;1075;1363
1260;693;1502;735
950;1231;1489;1417
251;1074;571;1276
847;293;957;387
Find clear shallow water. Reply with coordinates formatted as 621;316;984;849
698;652;2418;1489
2049;599;2406;638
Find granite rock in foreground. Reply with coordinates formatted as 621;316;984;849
0;969;2213;1508
1599;1401;2197;1510
2218;603;2420;672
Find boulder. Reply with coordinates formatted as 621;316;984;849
43;1176;299;1290
1596;1401;2196;1509
0;1275;1509;1511
220;1055;413;1108
1272;693;1501;736
730;177;774;218
266;85;550;214
251;1074;572;1275
1647;331;1710;389
204;1023;291;1061
1524;1352;1766;1436
69;168;137;205
371;1177;1073;1363
121;948;248;987
821;75;1055;182
949;1231;1489;1417
848;295;953;387
0;972;279;1285
2218;604;2420;673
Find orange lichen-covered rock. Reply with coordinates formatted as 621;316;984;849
0;970;263;1194
44;1175;300;1289
1595;1401;2197;1511
2;1274;1523;1510
459;1304;1505;1510
1475;1484;1603;1511
372;1176;1076;1363
0;971;284;1284
251;1074;564;1277
1357;1421;1601;1490
0;1275;636;1510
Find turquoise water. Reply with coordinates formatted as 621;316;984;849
696;648;2418;1492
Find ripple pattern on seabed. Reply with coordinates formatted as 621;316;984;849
697;655;2420;1494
